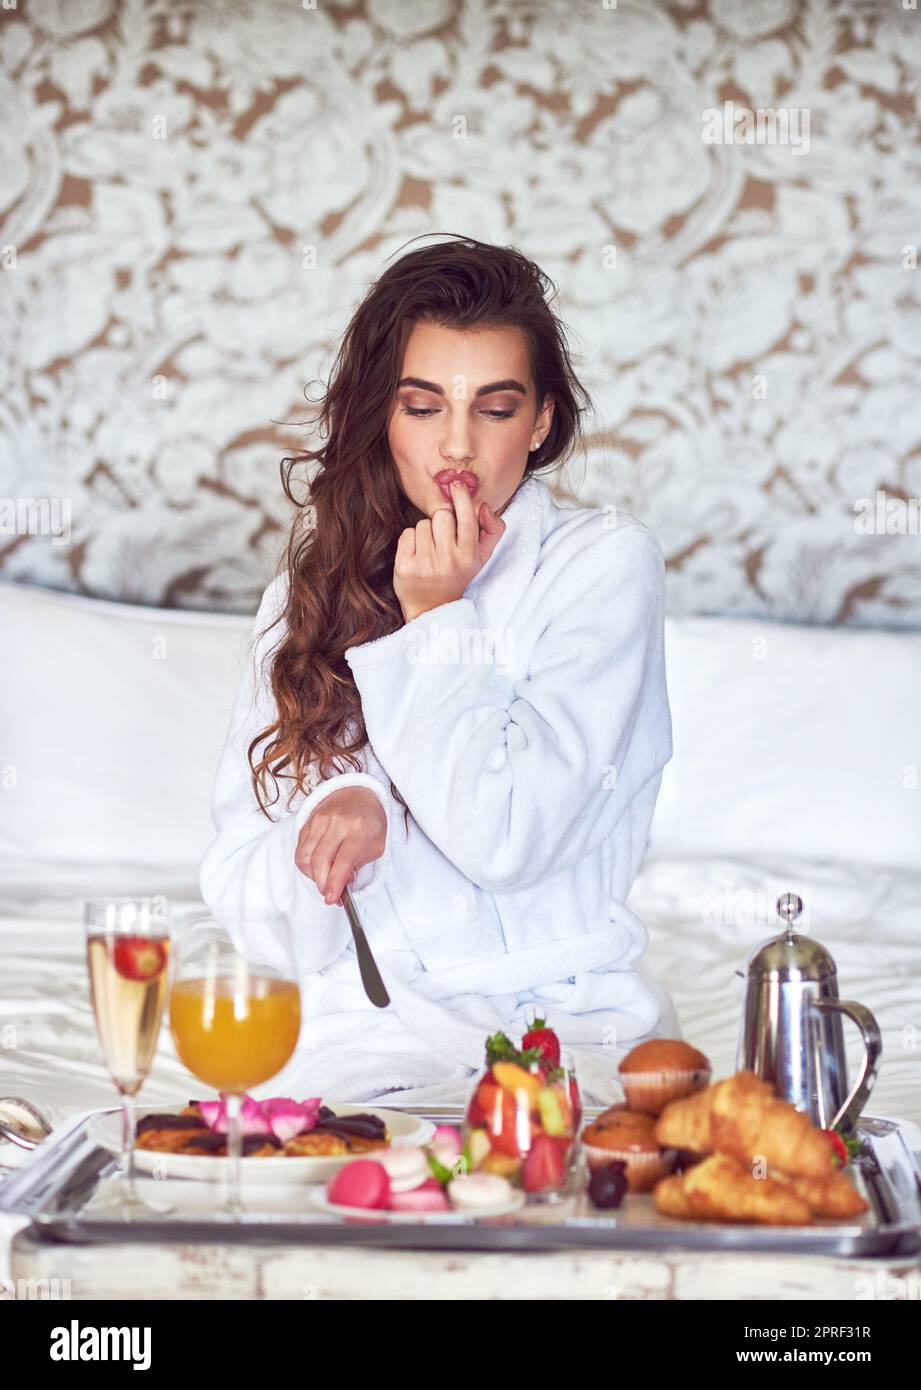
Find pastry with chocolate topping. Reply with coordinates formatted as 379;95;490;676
283;1105;390;1156
134;1100;391;1157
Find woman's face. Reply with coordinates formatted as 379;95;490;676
387;320;555;518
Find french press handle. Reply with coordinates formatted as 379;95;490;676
811;997;882;1134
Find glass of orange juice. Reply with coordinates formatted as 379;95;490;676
169;909;301;1219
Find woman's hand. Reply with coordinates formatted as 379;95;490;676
393;480;507;624
295;787;387;905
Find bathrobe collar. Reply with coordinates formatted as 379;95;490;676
465;470;547;625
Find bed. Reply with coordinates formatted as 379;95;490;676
2;578;919;1283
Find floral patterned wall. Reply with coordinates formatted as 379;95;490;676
1;0;920;624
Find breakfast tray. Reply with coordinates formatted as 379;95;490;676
3;1107;920;1257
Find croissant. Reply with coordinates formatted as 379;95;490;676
653;1153;813;1226
772;1168;868;1219
654;1070;835;1179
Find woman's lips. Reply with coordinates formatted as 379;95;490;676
434;468;479;502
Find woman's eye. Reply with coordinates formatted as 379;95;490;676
402;407;514;419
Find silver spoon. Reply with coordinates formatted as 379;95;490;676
0;1096;54;1150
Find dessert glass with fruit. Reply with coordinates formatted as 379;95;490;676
460;1020;582;1202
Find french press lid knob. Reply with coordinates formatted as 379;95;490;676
777;891;802;936
743;892;838;983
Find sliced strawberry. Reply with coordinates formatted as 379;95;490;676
466;1077;496;1127
522;1131;566;1193
114;936;167;982
545;1133;574;1169
530;1126;573;1156
480;1083;524;1158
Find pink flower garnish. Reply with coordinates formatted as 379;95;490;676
260;1097;322;1143
198;1095;272;1136
198;1094;323;1142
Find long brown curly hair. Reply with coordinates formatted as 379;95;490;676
248;233;593;833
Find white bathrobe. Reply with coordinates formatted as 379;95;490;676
198;473;679;1108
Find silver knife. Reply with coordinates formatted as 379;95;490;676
341;885;390;1008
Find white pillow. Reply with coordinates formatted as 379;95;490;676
650;614;921;870
0;581;253;871
4;582;918;876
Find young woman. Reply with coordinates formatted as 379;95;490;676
199;234;679;1107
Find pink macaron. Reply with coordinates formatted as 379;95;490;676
326;1160;391;1210
389;1178;450;1213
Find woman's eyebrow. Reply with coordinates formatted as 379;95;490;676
397;376;527;397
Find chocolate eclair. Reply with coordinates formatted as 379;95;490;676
136;1112;211;1150
283;1107;391;1157
312;1105;389;1142
179;1131;283;1157
136;1114;284;1157
135;1103;391;1157
137;1112;207;1136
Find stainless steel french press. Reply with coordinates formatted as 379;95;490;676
736;891;882;1136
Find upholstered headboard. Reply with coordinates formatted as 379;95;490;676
1;0;919;627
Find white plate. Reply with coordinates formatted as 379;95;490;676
308;1186;526;1222
89;1104;437;1185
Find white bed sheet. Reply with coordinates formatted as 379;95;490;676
0;851;918;1281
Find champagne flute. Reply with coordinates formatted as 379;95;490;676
85;895;172;1216
168;909;301;1220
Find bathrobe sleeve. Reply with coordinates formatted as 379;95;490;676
198;575;398;974
343;522;671;896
